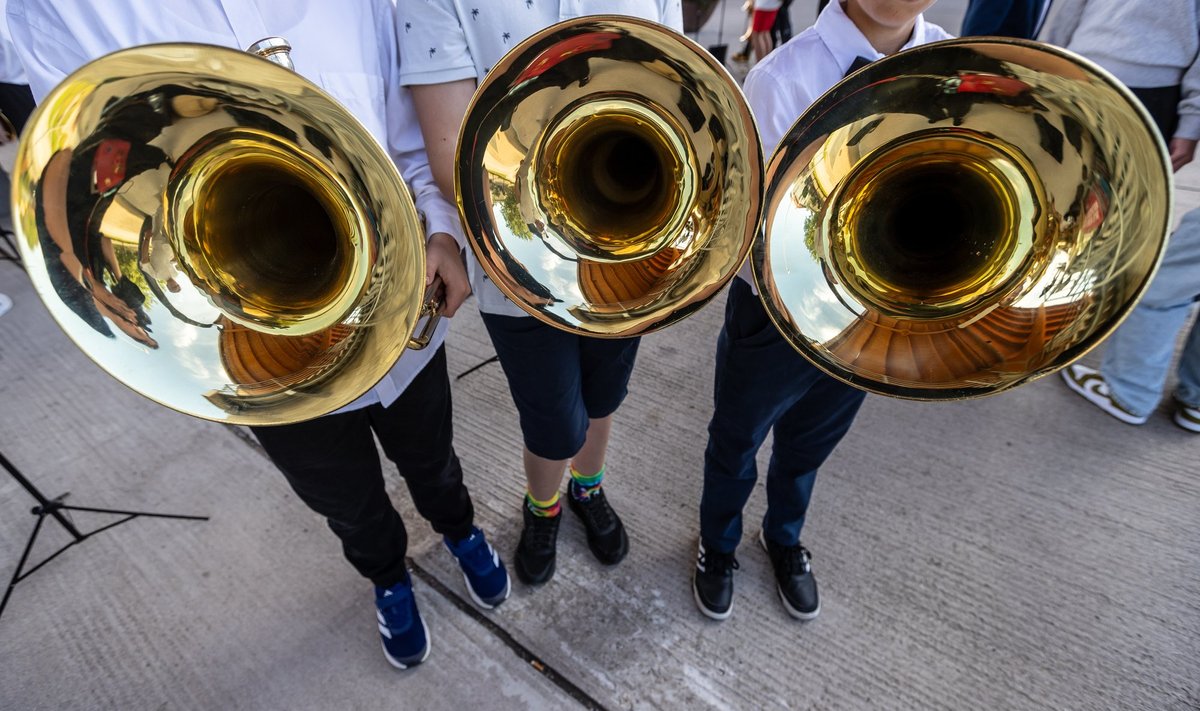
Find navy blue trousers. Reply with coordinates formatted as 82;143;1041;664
700;280;866;553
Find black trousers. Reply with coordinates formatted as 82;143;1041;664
250;346;474;589
1130;85;1181;141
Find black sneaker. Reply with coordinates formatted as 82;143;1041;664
692;539;738;620
759;530;820;620
566;484;628;565
514;505;560;585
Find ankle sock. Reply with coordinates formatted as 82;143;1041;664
568;466;604;501
526;490;561;517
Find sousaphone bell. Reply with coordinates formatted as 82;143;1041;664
457;16;763;337
11;40;437;424
755;38;1172;399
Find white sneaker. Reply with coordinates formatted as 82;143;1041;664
1173;399;1200;433
1060;364;1149;425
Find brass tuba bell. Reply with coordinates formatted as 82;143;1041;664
755;38;1173;399
457;16;763;337
11;41;435;425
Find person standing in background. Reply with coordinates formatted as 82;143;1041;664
1042;0;1200;432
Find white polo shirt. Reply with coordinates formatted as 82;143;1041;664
737;0;952;288
395;0;684;317
7;0;461;412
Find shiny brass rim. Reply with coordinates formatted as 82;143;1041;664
755;38;1172;400
12;43;426;423
457;16;763;336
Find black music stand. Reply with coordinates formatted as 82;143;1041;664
0;449;208;622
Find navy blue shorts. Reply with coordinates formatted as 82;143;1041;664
481;313;641;460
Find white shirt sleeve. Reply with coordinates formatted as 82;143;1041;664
744;64;805;157
395;0;478;86
379;1;465;247
5;2;88;101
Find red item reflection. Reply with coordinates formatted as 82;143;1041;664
953;73;1031;97
514;31;621;84
92;138;131;194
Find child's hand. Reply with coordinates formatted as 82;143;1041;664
425;232;470;317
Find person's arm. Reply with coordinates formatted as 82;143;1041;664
1170;20;1200;172
378;0;470;316
409;79;477;203
743;63;801;156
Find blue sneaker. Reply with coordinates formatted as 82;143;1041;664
375;575;430;669
444;526;510;609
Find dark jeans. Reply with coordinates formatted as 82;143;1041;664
481;312;640;460
0;82;35;133
700;280;866;553
250;346;473;589
1130;85;1181;141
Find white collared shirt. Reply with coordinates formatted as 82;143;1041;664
395;0;684;317
736;0;952;288
0;0;27;84
7;0;460;413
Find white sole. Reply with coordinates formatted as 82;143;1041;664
381;617;431;670
461;569;511;610
692;572;732;621
759;530;820;621
1061;367;1148;425
1174;409;1200;432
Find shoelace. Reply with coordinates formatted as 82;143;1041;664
575;487;617;531
525;513;558;550
699;549;739;576
776;544;813;576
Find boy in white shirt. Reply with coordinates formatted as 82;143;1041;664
693;0;951;621
7;0;509;670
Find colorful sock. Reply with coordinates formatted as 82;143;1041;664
525;490;561;517
568;466;604;501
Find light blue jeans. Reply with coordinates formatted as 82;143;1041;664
1101;207;1200;417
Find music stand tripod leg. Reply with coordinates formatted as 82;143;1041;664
0;449;209;622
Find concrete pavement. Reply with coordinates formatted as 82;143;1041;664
2;2;1199;709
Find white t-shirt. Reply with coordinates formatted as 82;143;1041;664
396;0;684;317
7;0;460;412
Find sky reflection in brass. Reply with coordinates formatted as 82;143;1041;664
12;44;426;423
754;38;1172;399
457;17;762;336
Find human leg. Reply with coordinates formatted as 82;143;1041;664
1098;208;1200;416
481;313;589;583
250;407;431;667
699;281;807;554
758;371;865;620
1172;314;1200;431
371;347;509;607
373;347;473;540
694;280;809;619
250;408;409;589
762;373;866;546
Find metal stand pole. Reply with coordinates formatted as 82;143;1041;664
0;449;208;622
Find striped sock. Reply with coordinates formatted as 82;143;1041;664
568;465;604;501
526;490;561;517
